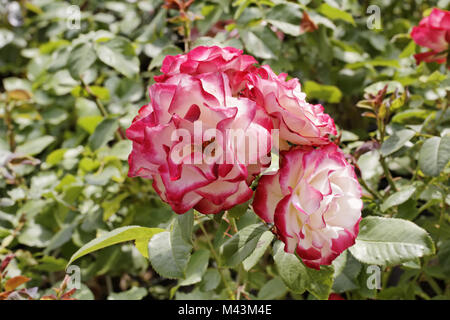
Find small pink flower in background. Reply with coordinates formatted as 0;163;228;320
243;65;337;150
127;70;272;214
253;144;362;269
411;8;450;68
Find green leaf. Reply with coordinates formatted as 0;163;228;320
95;37;139;78
317;4;355;26
35;256;67;272
228;202;249;219
134;237;150;259
266;4;302;36
239;30;275;60
107;287;148;300
148;230;192;279
44;223;78;254
399;41;416;59
136;9;166;42
46;148;67;165
220;223;268;267
332;251;362;293
110;140;132;160
364;81;403;95
18;222;52;248
68;43;97;80
175;287;212;300
200;269;221;291
381;186;416;212
242;230;274;271
176;210;194;244
233;0;252;20
17;136;55;156
79;157;100;172
419;135;450;177
396;199;419;220
257;277;287;300
102;193;129;221
273;241;334;300
346;59;400;69
77;115;103;134
380;129;415;156
304;81;343;103
88;117;118;151
179;249;210;286
392;109;429;123
67;226;164;266
89;86;110;101
349;217;435;266
148;213;194;279
0;29;14;49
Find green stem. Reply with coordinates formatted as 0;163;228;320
5;101;16;152
183;20;191;53
198;222;235;300
425;273;443;296
230;216;238;233
437;194;447;244
105;275;113;295
418;199;437;214
430;93;448;133
81;79;124;141
359;176;382;200
377;112;397;193
380;156;398;192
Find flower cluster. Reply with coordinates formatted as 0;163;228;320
411;8;450;68
127;46;362;268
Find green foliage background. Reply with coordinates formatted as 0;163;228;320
0;0;449;300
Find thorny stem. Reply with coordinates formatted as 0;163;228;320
198;222;235;300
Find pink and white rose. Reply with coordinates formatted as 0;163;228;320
154;45;257;92
127;71;272;214
252;144;362;269
242;65;337;150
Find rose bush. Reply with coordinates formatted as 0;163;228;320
242;65;337;150
0;0;446;302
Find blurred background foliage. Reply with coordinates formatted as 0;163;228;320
0;0;449;300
